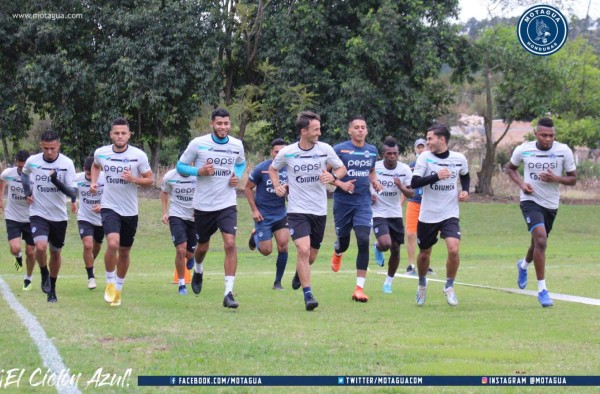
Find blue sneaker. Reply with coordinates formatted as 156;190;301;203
538;289;553;307
373;243;384;267
186;257;195;271
178;285;187;295
517;260;528;289
383;283;392;294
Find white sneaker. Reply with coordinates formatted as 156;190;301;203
88;277;97;290
444;287;458;306
416;284;427;306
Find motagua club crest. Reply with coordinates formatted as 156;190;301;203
517;5;568;56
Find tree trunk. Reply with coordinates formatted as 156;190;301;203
476;67;495;196
238;111;249;141
1;132;9;166
149;125;163;174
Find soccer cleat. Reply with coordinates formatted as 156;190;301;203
88;277;97;290
41;275;51;294
186;257;195;271
373;243;385;267
23;279;32;291
383;283;392;294
47;291;57;303
191;271;203;294
15;256;23;271
110;290;122;306
104;283;116;303
331;252;343;272
248;229;256;250
178;285;187;295
538;289;553;307
352;286;369;302
223;292;239;308
416;283;427;306
444;287;458;306
406;264;416;276
427;267;435;275
291;272;301;290
517;260;528;289
272;281;284;290
304;293;319;311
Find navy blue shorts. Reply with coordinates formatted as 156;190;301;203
373;217;405;245
333;201;373;238
101;208;138;248
417;217;461;250
169;216;196;252
5;219;34;246
520;200;557;235
254;214;288;242
78;220;104;244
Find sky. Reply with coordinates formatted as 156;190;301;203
458;0;600;22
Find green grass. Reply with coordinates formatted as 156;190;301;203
1;199;600;393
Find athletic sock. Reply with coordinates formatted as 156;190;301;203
302;286;313;300
334;240;341;255
40;265;49;277
356;277;366;289
178;278;185;286
418;276;427;287
520;258;531;270
445;278;455;289
384;276;393;286
225;275;235;296
194;262;204;274
275;252;287;283
25;275;32;281
115;276;125;291
106;270;116;284
537;279;547;292
50;277;57;291
85;266;94;279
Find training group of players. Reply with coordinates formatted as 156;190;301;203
0;110;576;310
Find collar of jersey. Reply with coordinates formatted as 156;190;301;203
211;134;229;144
112;145;130;154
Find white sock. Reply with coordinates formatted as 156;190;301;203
115;276;125;291
225;276;235;295
16;251;23;258
520;258;530;270
356;277;366;288
384;276;393;286
178;278;185;286
195;262;204;274
106;270;116;284
538;279;547;292
25;275;32;281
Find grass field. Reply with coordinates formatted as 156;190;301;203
1;198;600;393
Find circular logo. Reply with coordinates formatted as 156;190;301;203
289;228;294;236
364;151;371;158
122;158;129;165
517;5;568;56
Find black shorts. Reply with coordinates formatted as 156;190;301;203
5;219;34;246
78;220;104;244
417;217;461;250
288;213;326;250
101;208;138;248
194;206;237;244
373;217;405;245
520;200;557;235
30;216;68;249
169;216;196;252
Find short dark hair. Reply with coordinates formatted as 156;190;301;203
40;131;60;142
15;150;30;162
296;111;320;133
427;123;450;143
84;156;94;172
271;138;285;148
211;108;230;120
112;117;129;128
537;117;554;128
348;115;365;128
381;136;398;151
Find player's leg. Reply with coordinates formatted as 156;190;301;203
272;223;289;289
440;218;461;306
46;220;67;303
405;201;419;273
101;209;121;302
256;218;274;256
7;220;24;269
30;216;51;294
331;202;352;272
352;225;371;302
415;220;437;306
219;207;239;308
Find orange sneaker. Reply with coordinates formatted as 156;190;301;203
352;286;369;302
331;252;343;272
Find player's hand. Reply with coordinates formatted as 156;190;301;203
539;170;558;183
89;183;98;194
122;167;135;183
341;179;356;194
92;204;101;214
521;183;534;194
162;214;169;224
320;169;335;184
274;184;287;197
26;195;34;204
251;209;264;222
372;180;383;193
437;167;451;180
458;191;469;202
229;174;239;187
71;202;78;214
199;163;215;176
371;194;378;204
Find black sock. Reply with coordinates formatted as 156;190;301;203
85;266;94;279
40;266;49;277
50;277;57;291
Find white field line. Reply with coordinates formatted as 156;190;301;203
0;276;82;394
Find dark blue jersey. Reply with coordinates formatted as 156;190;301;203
407;159;423;203
248;159;287;218
332;140;377;206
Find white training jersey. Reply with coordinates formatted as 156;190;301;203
22;153;76;222
510;141;576;210
371;160;412;219
94;145;151;216
160;169;196;221
271;141;344;216
179;134;245;212
413;151;468;223
73;172;104;226
1;167;31;222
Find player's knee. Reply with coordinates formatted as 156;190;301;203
533;234;547;250
259;245;273;256
9;244;21;255
355;226;371;247
377;239;392;251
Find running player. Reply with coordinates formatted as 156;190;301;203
411;124;470;307
506;117;576;307
329;116;382;302
0;150;36;289
244;138;289;290
269;111;346;311
91;117;154;307
176;108;246;309
371;137;414;294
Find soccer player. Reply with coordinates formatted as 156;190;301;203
0;150;36;289
403;138;427;275
161;166;196;295
244;138;289;290
91;117;154;307
506;117;576;307
176;108;246;309
329;116;382;302
21;131;77;302
72;157;105;290
371;137;414;294
411;124;470;307
269;111;346;311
